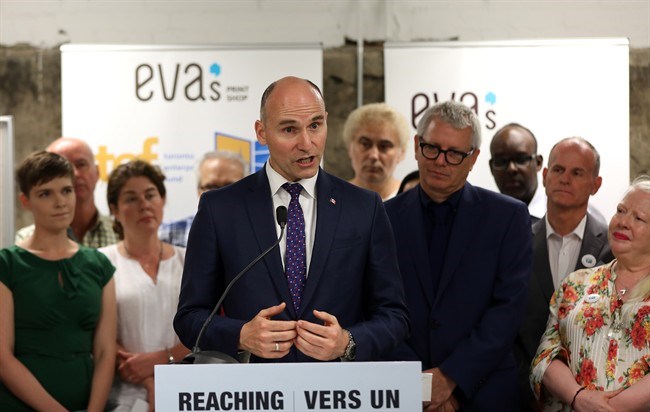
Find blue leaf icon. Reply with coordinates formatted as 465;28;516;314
210;63;221;77
485;92;496;105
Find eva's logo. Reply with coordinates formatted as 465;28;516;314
411;91;498;131
135;62;222;102
96;137;159;181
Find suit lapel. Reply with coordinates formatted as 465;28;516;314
575;214;609;270
432;183;480;307
533;217;556;303
299;170;339;317
245;169;295;316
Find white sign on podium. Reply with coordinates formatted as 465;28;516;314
155;361;421;412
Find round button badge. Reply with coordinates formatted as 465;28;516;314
581;254;596;268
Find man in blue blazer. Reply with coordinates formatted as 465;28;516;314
385;101;532;411
174;76;409;363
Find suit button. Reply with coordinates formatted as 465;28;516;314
430;321;440;330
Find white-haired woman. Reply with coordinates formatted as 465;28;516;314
344;102;410;200
531;176;650;411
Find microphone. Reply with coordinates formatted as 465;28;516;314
182;205;288;364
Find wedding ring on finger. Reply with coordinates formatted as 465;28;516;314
275;342;280;352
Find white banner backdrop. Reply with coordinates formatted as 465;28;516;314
385;39;629;220
61;44;322;222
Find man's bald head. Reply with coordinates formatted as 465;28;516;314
259;76;324;123
46;137;99;203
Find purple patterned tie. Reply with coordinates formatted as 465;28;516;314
282;183;306;312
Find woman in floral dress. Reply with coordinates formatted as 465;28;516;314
530;176;650;411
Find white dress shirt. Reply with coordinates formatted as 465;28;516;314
546;215;587;289
266;162;318;276
528;185;547;221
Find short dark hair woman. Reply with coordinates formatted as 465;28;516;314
0;151;116;411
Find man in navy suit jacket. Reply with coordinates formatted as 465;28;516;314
385;101;532;411
174;76;409;363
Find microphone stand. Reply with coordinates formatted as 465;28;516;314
182;206;287;364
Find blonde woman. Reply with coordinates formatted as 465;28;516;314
344;103;410;200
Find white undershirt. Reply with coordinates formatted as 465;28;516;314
528;185;547;221
266;162;317;276
546;215;587;288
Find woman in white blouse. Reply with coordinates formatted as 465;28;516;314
100;160;189;412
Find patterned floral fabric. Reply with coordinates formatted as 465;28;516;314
530;260;650;411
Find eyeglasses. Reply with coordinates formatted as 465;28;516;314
418;137;474;166
489;155;536;170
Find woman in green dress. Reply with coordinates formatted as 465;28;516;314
0;151;117;411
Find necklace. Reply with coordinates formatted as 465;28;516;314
123;240;163;275
608;264;650;337
610;289;625;336
611;263;650;298
610;310;624;336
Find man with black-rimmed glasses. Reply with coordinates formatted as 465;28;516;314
489;123;545;224
385;101;533;411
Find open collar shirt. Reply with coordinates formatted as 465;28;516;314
546;214;587;289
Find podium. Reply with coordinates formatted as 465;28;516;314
155;361;422;412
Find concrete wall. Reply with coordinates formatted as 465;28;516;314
2;1;649;48
1;1;649;230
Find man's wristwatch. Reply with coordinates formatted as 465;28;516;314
341;329;356;361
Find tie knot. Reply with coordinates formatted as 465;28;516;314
282;183;304;199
